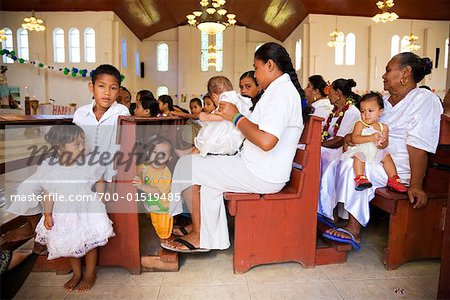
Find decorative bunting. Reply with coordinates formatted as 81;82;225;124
1;48;125;82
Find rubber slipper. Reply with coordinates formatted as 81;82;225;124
317;214;338;229
160;238;210;253
322;227;361;250
172;226;190;237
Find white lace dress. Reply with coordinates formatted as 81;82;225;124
195;91;252;156
34;162;115;260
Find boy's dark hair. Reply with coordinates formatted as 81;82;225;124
142;135;173;165
139;95;159;117
190;98;203;107
158;95;174;111
91;64;121;85
357;91;384;110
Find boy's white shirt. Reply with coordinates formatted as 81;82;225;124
73;100;130;182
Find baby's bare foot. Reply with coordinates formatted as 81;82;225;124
76;273;96;292
64;274;82;291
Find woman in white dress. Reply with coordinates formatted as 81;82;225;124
319;52;443;248
304;75;334;125
320;79;361;174
161;42;304;252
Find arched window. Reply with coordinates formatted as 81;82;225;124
200;32;223;72
345;33;355;65
401;36;410;53
121;38;127;68
445;38;449;69
201;32;209;72
334;32;345;65
391;35;400;58
68;28;80;63
215;33;223;72
156;86;168;98
255;43;264;53
295;39;302;71
157;42;169;72
84;28;96;63
53;28;65;63
2;28;14;63
17;28;29;60
135;51;140;76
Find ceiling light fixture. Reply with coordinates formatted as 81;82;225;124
372;0;399;23
21;11;46;32
405;20;420;51
327;17;344;48
186;0;237;35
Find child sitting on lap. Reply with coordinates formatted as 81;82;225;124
195;76;252;156
343;92;407;192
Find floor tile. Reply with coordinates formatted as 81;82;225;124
248;282;343;300
65;286;160;300
158;284;249;300
23;272;73;287
13;286;70;299
95;267;164;286
410;275;439;298
333;277;433;300
162;251;245;286
245;262;329;284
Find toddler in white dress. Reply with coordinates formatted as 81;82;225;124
30;124;114;291
195;76;252;156
343;92;407;192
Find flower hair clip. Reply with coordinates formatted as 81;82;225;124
324;81;331;96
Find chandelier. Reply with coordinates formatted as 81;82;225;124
372;0;399;23
0;29;7;42
404;21;420;51
327;17;344;48
186;0;237;35
21;11;46;32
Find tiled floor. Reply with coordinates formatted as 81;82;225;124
14;221;441;300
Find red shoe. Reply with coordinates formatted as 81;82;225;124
354;175;372;191
387;175;408;193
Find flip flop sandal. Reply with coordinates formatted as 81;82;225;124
322;227;361;250
172;226;190;237
160;238;210;253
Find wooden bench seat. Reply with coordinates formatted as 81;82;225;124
224;116;322;274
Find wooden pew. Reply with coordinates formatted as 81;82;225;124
223;116;322;274
371;115;449;270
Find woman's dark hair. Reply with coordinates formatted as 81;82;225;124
190;98;203;107
309;75;327;97
357;91;384;110
137;89;155;99
45;123;85;158
254;42;306;122
254;42;305;100
91;64;121;85
332;78;360;102
158;95;174;111
395;52;433;83
139;95;159;117
239;70;259;86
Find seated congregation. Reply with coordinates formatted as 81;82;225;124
2;42;447;294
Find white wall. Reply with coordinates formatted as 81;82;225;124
284;14;450;99
1;11;448;111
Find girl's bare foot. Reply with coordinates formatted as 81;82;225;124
76;273;96;292
64;274;82;291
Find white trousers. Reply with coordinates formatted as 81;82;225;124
169;154;285;249
318;157;388;227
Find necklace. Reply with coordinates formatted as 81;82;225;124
322;99;353;142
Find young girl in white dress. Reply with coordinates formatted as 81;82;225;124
343;92;407;192
33;124;114;292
